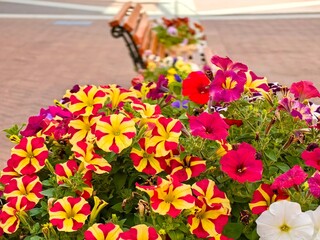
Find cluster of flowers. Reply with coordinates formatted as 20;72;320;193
0;54;319;239
152;17;205;48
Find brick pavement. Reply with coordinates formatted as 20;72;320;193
0;17;320;169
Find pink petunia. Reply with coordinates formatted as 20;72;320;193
307;172;320;198
301;147;320;170
209;70;246;103
189;112;229;141
220;142;263;183
271;165;308;190
289;80;320;102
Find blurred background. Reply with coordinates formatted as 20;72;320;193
0;0;320;168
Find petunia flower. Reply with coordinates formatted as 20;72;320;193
182;71;210;105
118;224;161;240
55;160;93;199
306;205;320;240
68;115;101;145
69;85;106;116
209;70;246;103
7;137;48;175
3;175;43;210
189;112;229;141
307;172;320;198
210;55;248;73
95;114;136;154
146;75;169;100
220;142;263;183
256;200;314;239
72;141;112;174
20;106;72;137
130;138;169;175
278;97;313;124
249;183;289;215
301;147;320;170
147;117;182;156
102;84;138;110
191;179;231;211
271;165;308;190
168;155;206;182
136;176;195;218
0;198;29;234
49;196;91;232
242;70;269;94
187;198;230;239
289;80;320;102
84;222;122;240
0;166;22;185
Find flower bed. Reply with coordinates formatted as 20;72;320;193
0;55;319;239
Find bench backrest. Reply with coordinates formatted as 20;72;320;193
109;2;207;70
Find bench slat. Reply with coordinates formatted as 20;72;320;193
123;3;142;32
109;2;132;27
149;31;158;55
133;13;149;45
140;24;152;55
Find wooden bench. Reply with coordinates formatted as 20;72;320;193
109;2;208;70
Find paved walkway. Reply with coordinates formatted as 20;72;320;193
0;1;320;169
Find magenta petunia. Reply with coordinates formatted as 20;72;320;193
210;55;248;73
271;165;308;190
189;112;229;141
220;142;263;183
278;97;313;124
209;70;246;103
289;80;320;102
307;172;320;198
301;147;320;170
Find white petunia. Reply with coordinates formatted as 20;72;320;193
306;205;320;240
256;200;314;240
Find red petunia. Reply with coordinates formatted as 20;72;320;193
182;71;210;105
301;147;320;170
289;80;320;102
220;142;263;183
189;112;229;141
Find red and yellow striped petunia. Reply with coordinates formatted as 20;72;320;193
84;222;122;240
4;175;43;210
95;114;136;154
49;196;91;232
8;137;48;175
118;224;161;240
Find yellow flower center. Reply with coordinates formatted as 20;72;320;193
27;152;34;159
66;210;76;219
164;193;175;203
222;77;237;90
280;224;290;232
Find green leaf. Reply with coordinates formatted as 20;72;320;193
264;149;277;162
114;172;127;190
167;230;185;240
29;208;42;217
275;162;290;172
41;188;55;197
41;180;52;187
111;202;124;212
223;222;244;239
